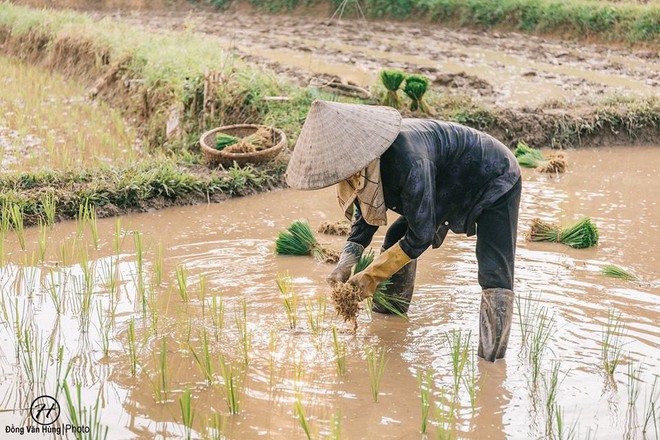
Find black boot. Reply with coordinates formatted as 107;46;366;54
478;288;514;362
372;258;417;314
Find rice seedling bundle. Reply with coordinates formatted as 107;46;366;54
224;127;274;154
275;220;339;263
514;141;567;173
526;217;599;249
403;74;433;114
380;69;406;109
317;220;351;236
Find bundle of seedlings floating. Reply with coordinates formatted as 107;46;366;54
403;74;434;115
317;220;351;236
526;217;599;249
331;249;408;331
379;69;406;109
601;264;637;281
514;141;567;173
215;126;273;154
275;220;340;263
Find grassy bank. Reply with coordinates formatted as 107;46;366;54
0;156;286;226
237;0;660;45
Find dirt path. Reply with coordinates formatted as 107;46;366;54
102;7;659;109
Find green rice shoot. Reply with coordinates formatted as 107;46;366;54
601;264;637;281
526;217;599;249
380;69;406;109
215;133;239;151
403;74;432;114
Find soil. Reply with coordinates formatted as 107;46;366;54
89;5;660;109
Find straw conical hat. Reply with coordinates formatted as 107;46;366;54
286;100;402;190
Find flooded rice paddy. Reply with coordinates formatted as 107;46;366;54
0;147;659;439
0;55;137;171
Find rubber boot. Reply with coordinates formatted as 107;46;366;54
478;288;514;362
372;258;417;314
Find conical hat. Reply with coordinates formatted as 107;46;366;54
285;100;402;190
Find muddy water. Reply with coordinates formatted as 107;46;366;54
0;147;659;439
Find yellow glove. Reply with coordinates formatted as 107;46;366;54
348;243;412;299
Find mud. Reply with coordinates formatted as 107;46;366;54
0;146;658;439
98;7;660;109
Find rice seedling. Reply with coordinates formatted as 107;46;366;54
18;328;50;387
601;264;637;281
127;317;138;377
330;412;341;440
305;295;326;337
218;354;243;414
114;219;123;254
235;297;251;366
317;220;351;236
7;203;26;250
214;133;239;151
276;273;298;330
47;269;63;315
54;346;73;399
642;375;659;437
529;307;555;386
515;291;540;350
515;140;546;160
294;398;313;440
62;381;109;440
366;346;387;403
152;337;168;402
625;361;643;438
463;347;478;412
446;329;471;392
601;309;625;377
40;192;57;228
176;264;189;303
275;220;339;263
154;242;164;286
190;329;214;385
95;305;111;357
179;388;195;440
380;69;406;108
552;403;579;440
38;220;48;261
417;368;433;434
134;230;144;285
526;217;599;249
205;410;226;440
435;391;454;440
544;361;568;434
403;74;433;114
210;295;224;342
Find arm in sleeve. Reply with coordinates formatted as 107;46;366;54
346;200;379;248
399;159;436;259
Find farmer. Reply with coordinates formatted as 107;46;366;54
285;100;521;362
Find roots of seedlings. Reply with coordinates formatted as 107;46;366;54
317;221;351;236
538;153;568;173
317;246;340;264
224;126;273;154
331;282;362;332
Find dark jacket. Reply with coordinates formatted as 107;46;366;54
347;119;521;259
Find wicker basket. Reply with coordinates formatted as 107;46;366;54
200;124;286;167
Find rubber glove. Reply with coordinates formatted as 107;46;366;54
348;242;411;299
327;241;364;286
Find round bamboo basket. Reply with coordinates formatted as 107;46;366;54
200;124;286;167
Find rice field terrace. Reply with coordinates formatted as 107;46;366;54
0;0;658;439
